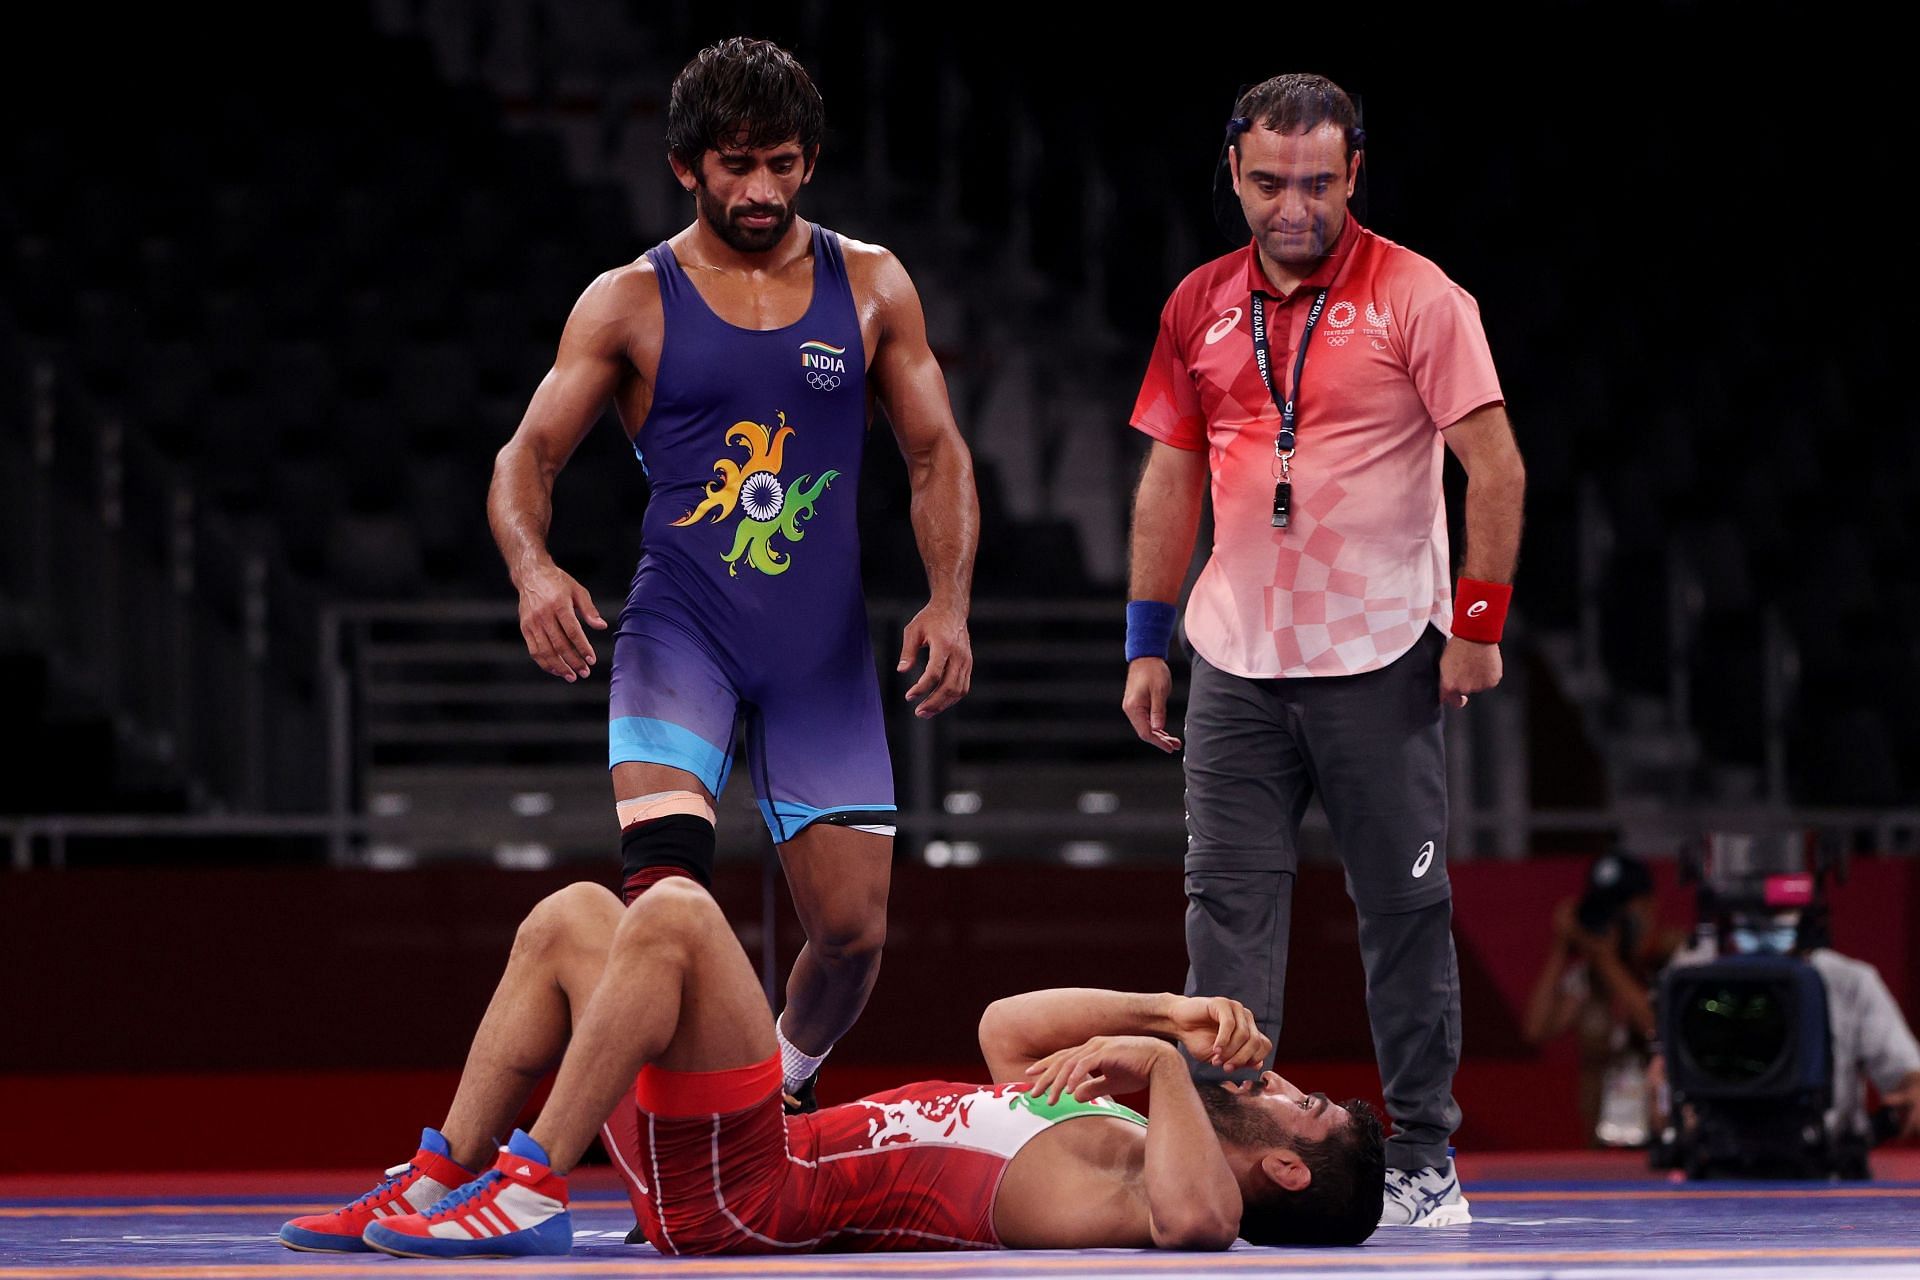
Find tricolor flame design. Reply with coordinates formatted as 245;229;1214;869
671;410;837;578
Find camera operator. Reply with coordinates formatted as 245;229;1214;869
1660;902;1920;1149
1523;853;1684;1145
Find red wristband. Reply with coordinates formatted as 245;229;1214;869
1451;578;1512;643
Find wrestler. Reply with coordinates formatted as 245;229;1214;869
487;35;979;1114
280;879;1384;1256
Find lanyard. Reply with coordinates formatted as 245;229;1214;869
1248;287;1328;529
1249;286;1328;454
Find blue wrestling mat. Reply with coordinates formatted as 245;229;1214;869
6;1168;1920;1279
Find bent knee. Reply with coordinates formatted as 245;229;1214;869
614;875;723;951
808;914;887;967
515;881;620;956
632;873;715;912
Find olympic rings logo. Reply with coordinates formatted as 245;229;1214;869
806;371;842;390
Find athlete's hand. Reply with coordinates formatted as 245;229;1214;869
516;562;607;682
898;600;972;718
1166;995;1270;1072
1122;657;1180;752
1439;637;1502;709
1026;1035;1177;1105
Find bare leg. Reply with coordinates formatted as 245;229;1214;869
528;878;776;1172
435;883;623;1170
775;824;892;1055
610;762;715;814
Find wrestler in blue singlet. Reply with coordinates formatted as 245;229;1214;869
608;224;892;842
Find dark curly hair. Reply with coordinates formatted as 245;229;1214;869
1234;1098;1386;1246
666;37;825;171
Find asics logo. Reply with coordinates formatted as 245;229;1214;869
805;371;841;390
1205;308;1242;345
1411;840;1435;878
1465;600;1489;617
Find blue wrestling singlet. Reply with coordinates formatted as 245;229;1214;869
609;223;895;842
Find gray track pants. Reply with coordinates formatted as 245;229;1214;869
1181;625;1463;1170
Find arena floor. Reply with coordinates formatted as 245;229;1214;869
6;1155;1920;1279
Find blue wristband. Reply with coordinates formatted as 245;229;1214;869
1125;600;1177;662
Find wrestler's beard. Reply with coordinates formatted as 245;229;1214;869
696;182;797;254
1196;1082;1288;1148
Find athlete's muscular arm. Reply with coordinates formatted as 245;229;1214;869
1438;402;1526;707
1122;442;1208;752
856;245;979;718
1025;1036;1242;1250
489;268;657;682
978;988;1266;1082
1136;1048;1243;1249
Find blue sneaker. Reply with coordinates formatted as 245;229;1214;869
363;1129;572;1258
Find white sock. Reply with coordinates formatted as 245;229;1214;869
776;1016;831;1093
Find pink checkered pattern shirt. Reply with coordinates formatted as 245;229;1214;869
1131;217;1504;678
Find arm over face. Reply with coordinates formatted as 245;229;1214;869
1018;1035;1245;1250
977;988;1267;1082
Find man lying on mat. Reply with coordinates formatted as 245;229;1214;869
280;879;1385;1257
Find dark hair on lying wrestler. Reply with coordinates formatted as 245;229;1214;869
1198;1083;1386;1246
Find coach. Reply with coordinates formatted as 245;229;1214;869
1121;73;1524;1228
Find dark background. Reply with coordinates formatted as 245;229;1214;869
7;2;1911;808
3;2;1915;1170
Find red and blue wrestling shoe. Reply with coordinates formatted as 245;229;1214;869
278;1127;473;1252
363;1128;572;1258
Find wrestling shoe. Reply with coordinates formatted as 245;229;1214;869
278;1127;473;1252
783;1070;820;1115
1378;1150;1472;1226
363;1128;571;1258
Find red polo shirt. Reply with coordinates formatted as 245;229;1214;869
1131;216;1504;678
